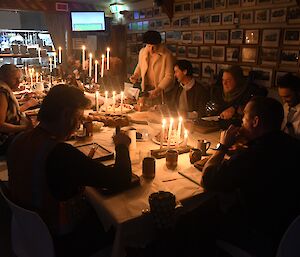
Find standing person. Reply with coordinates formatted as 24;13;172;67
169;59;209;118
0;64;33;155
173;96;300;257
130;30;175;107
277;73;300;139
7;85;132;257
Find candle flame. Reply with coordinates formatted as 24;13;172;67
82;45;86;50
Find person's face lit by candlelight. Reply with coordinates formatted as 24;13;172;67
222;71;236;94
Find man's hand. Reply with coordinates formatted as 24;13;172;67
129;74;139;84
220;125;240;148
220;106;236;120
148;88;161;99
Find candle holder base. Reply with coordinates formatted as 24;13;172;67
150;145;191;159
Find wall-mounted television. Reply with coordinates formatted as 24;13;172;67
71;11;106;32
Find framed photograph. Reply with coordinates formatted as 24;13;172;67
177;45;187;57
211;46;225;61
174;3;183;13
187;46;199;58
172;18;181;27
240;11;254;24
204;30;215;44
192;31;204;44
283;29;300;45
182;31;192;43
255;9;270;23
241;47;258;63
199;14;210;26
202;62;217;78
241;0;255;7
210;14;222;25
142;21;149;30
166;31;182;42
204;0;214;9
139;10;146;19
153;7;160;16
252;68;273;88
155;20;163;29
222;12;234;25
215;0;226;8
217;64;230;74
146;8;153;18
271;8;286;23
226;47;240;62
160;31;166;43
149;20;156;29
183;2;192;11
275;71;289;86
192;63;201;77
216;30;229;44
288;7;300;24
181;16;190;27
245;30;259;44
262;29;280;47
133;11;139;20
193;0;202;11
191;15;199;26
257;0;271;4
136;33;143;42
280;49;299;65
162;19;171;28
227;0;240;7
230;29;243;44
166;44;177;56
261;48;279;65
199;46;211;58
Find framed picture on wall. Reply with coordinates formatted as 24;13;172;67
222;12;234;24
181;16;190;27
163;19;171;28
155;20;162;29
227;0;240;7
211;46;225;61
217;64;230;74
287;7;300;24
192;31;204;44
192;63;201;77
210;13;222;25
177;45;187;57
202;62;217;78
230;29;243;44
139;10;146;19
240;11;254;24
153;7;160;16
280;49;299;65
204;30;215;44
166;44;177;56
241;47;258;63
226;47;240;62
174;3;183;13
136;33;143;42
187;46;199;58
166;31;182;42
245;30;259;44
183;2;192;11
252;68;273;88
191;15;199;26
283;29;300;45
271;8;287;23
215;0;226;8
255;9;270;23
199;46;211;58
172;18;180;27
146;8;153;18
199;14;210;26
241;0;255;7
261;48;279;65
216;30;229;44
193;0;202;11
204;0;214;9
182;31;192;43
262;29;280;47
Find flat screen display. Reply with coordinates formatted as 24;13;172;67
71;11;105;32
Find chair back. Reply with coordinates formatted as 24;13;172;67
276;215;300;257
0;182;55;257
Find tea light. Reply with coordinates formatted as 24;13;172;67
167;118;174;149
160;118;166;149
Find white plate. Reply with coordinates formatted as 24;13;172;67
201;116;220;122
100;104;134;114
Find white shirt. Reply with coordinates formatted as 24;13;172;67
178;78;195;112
282;102;300;140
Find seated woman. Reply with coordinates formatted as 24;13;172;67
207;65;267;128
167;59;209;118
0;64;33;155
7;85;132;257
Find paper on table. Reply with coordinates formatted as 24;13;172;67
178;166;202;186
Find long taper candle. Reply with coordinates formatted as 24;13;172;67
58;46;62;63
101;54;105;77
89;53;92;78
36;72;39;83
176;116;182;147
160;118;166;149
49;57;52;73
183;129;188;147
95;91;99;112
94;60;98;83
53;52;57;68
112;91;116;113
82;45;86;70
167;118;174;149
106;47;110;70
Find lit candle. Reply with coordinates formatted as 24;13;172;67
106;47;110;70
82;45;86;70
49;57;52;73
38;47;41;64
94;60;98;84
95;91;99;112
183;129;188;147
120;91;124;114
89;53;92;78
36;72;39;83
176;116;183;148
105;91;108;112
167;118;174;149
25;66;28;77
58;46;62;63
30;69;33;87
101;54;105;77
160;118;166;149
53;52;57;69
112;91;116;113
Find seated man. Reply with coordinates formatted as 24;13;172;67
174;96;300;257
7;85;132;257
167;59;209;118
277;73;300;139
